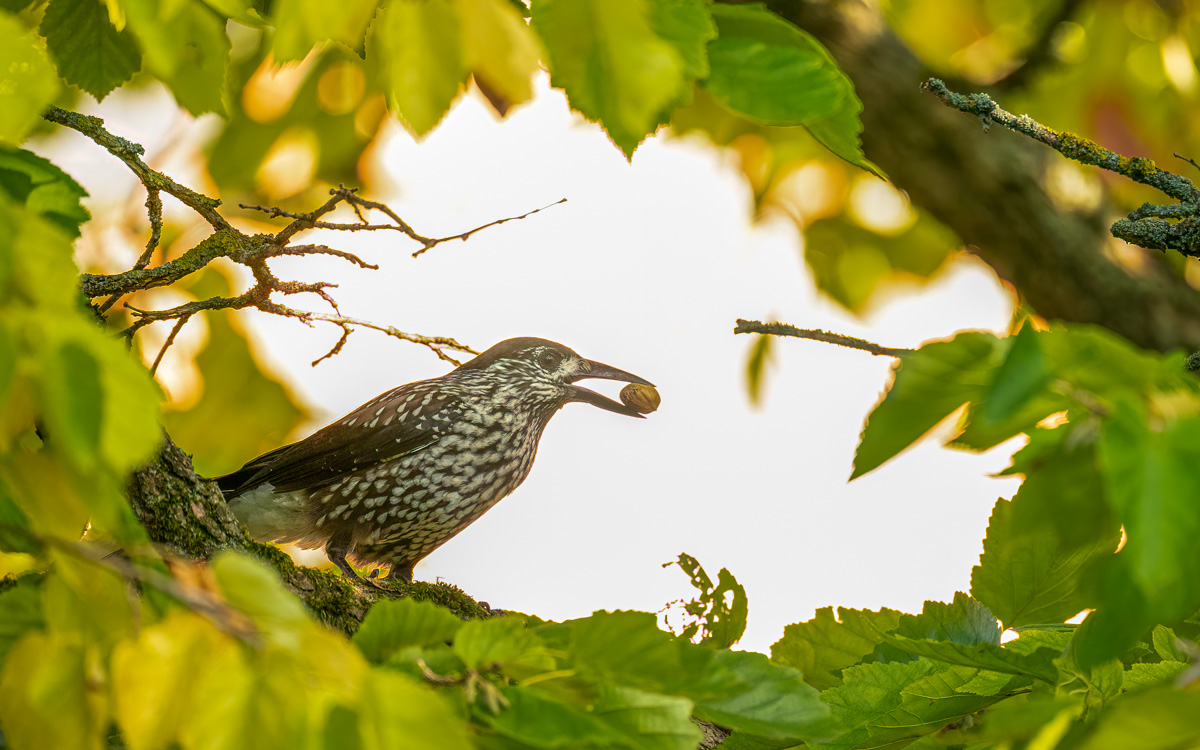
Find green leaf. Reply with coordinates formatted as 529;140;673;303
486;685;630;748
0;194;78;309
803;212;956;314
1073;684;1200;748
690;649;831;740
745;334;773;407
567;610;692;692
1151;625;1186;662
0;146;90;236
890;592;1001;647
39;339;103;468
358;669;473;750
812;660;1004;750
353;598;465;663
770;605;902;690
1098;402;1200;615
0;575;43;667
980;322;1051;425
271;0;378;62
121;0;229;115
0;632;106;750
368;0;467;137
453;617;555;679
972;497;1118;629
668;553;748;647
531;0;691;156
703;3;844;124
852;332;1003;479
0;13;61;145
593;684;702;750
879;634;1058;683
39;0;141;100
0;484;38;554
212;551;309;647
1121;661;1188;691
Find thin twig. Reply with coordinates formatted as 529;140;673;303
100;188;164;314
149;314;191;375
733;319;912;357
410;198;568;257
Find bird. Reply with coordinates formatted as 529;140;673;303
216;337;654;583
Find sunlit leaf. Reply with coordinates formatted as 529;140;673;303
770;605;902;690
358;668;474;750
454;0;542;114
453;617;555;679
353;598;465;663
531;0;692;156
0;14;61;145
0;632;107;750
852;332;1003;479
272;0;378;62
39;0;141;100
0;575;43;667
690;649;830;739
593;684;701;750
368;0;467;137
121;0;230;115
211;551;309;647
972;497;1117;629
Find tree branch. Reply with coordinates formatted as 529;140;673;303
734;319;911;357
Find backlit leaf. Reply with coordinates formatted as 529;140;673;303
39;0;141;100
353;597;465;663
0;146;90;236
0;14;61;144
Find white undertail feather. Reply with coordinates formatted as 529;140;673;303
227;483;326;549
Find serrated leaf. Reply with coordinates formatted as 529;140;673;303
271;0;378;62
0;14;61;145
890;592;1001;647
981;322;1050;425
1121;661;1188;691
770;605;902;690
568;610;696;693
453;617;555;678
353;598;465;663
1098;402;1200;616
593;684;701;750
0;146;90;236
368;0;467;137
121;0;229;115
972;497;1118;630
39;0;141;100
531;0;689;156
455;0;542;114
703;3;844;125
1151;625;1186;662
880;634;1058;684
690;649;831;740
812;660;1003;750
1072;684;1200;749
852;332;1003;479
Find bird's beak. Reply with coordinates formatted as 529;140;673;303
568;359;655;418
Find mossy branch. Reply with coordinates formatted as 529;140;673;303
920;78;1200;256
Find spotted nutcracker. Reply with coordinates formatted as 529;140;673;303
217;337;653;582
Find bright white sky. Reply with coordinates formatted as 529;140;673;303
51;76;1022;653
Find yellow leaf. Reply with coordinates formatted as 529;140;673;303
0;632;107;750
454;0;542;113
112;612;232;750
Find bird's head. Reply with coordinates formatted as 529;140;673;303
457;337;654;418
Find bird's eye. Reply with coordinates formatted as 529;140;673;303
537;350;561;370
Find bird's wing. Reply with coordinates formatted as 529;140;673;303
217;383;462;497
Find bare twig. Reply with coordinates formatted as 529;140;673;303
734;319;912;357
149;314;191;375
409;198;568;257
921;78;1200;255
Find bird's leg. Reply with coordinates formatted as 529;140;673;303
325;533;362;580
382;562;415;583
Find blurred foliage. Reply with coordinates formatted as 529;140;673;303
160;268;309;477
4;0;1200;749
